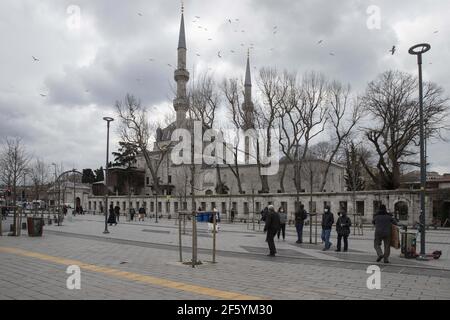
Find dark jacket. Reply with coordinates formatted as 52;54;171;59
139;207;146;214
373;210;396;238
264;209;281;233
295;208;308;224
261;207;269;222
107;207;116;224
336;214;352;236
322;211;334;230
114;206;120;215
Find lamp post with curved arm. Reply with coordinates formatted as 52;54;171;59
408;43;431;260
103;117;114;234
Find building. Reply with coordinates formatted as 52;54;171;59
85;5;449;226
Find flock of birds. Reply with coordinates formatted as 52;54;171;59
28;12;440;99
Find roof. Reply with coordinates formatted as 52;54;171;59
244;55;251;86
178;13;186;49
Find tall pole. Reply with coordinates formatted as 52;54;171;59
103;117;114;234
409;43;430;259
73;169;76;216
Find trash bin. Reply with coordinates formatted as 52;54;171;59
27;217;44;237
196;213;203;222
400;231;417;258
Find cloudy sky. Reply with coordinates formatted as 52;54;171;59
0;0;449;174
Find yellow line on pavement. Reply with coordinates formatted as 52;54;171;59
0;247;262;300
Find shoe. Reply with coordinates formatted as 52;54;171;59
376;256;383;262
335;249;341;252
322;248;328;251
343;249;348;252
384;260;390;264
267;253;276;257
296;240;301;244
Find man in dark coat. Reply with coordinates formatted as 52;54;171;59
264;205;281;256
336;210;352;252
114;205;120;222
294;204;308;244
321;205;334;251
107;204;117;226
373;204;397;263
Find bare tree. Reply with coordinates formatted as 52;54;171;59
276;71;303;192
30;158;49;201
222;78;245;194
360;70;449;190
189;72;228;194
116;94;169;195
318;81;361;191
294;71;328;192
257;68;289;193
0;137;30;235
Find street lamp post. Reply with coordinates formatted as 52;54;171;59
103;117;114;234
408;43;431;259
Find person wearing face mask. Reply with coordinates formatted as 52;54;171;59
277;206;287;241
321;205;334;251
335;207;352;252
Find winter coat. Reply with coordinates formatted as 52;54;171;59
373;211;396;238
261;207;269;222
322;212;334;230
264;209;281;233
295;209;308;224
278;211;287;224
336;214;352;236
107;207;116;224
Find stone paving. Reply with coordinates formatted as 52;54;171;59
0;213;450;300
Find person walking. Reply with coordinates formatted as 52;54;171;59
335;209;352;252
373;204;397;263
277;207;287;241
107;204;117;226
264;205;281;257
114;205;120;222
321;205;334;251
260;206;269;222
130;206;136;221
294;204;308;243
138;206;146;221
230;207;235;223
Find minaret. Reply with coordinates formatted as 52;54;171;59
173;3;190;128
242;50;254;130
242;50;255;164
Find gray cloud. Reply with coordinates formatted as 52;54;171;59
0;0;449;173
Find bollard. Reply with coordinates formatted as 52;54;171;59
178;213;183;263
212;212;217;263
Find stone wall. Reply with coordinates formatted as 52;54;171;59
86;189;436;225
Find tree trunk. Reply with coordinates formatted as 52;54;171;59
279;163;287;193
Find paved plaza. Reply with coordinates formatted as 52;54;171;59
1;214;450;300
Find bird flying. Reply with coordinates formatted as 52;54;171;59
32;56;39;61
329;52;335;56
217;51;222;58
390;46;396;55
317;40;323;44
